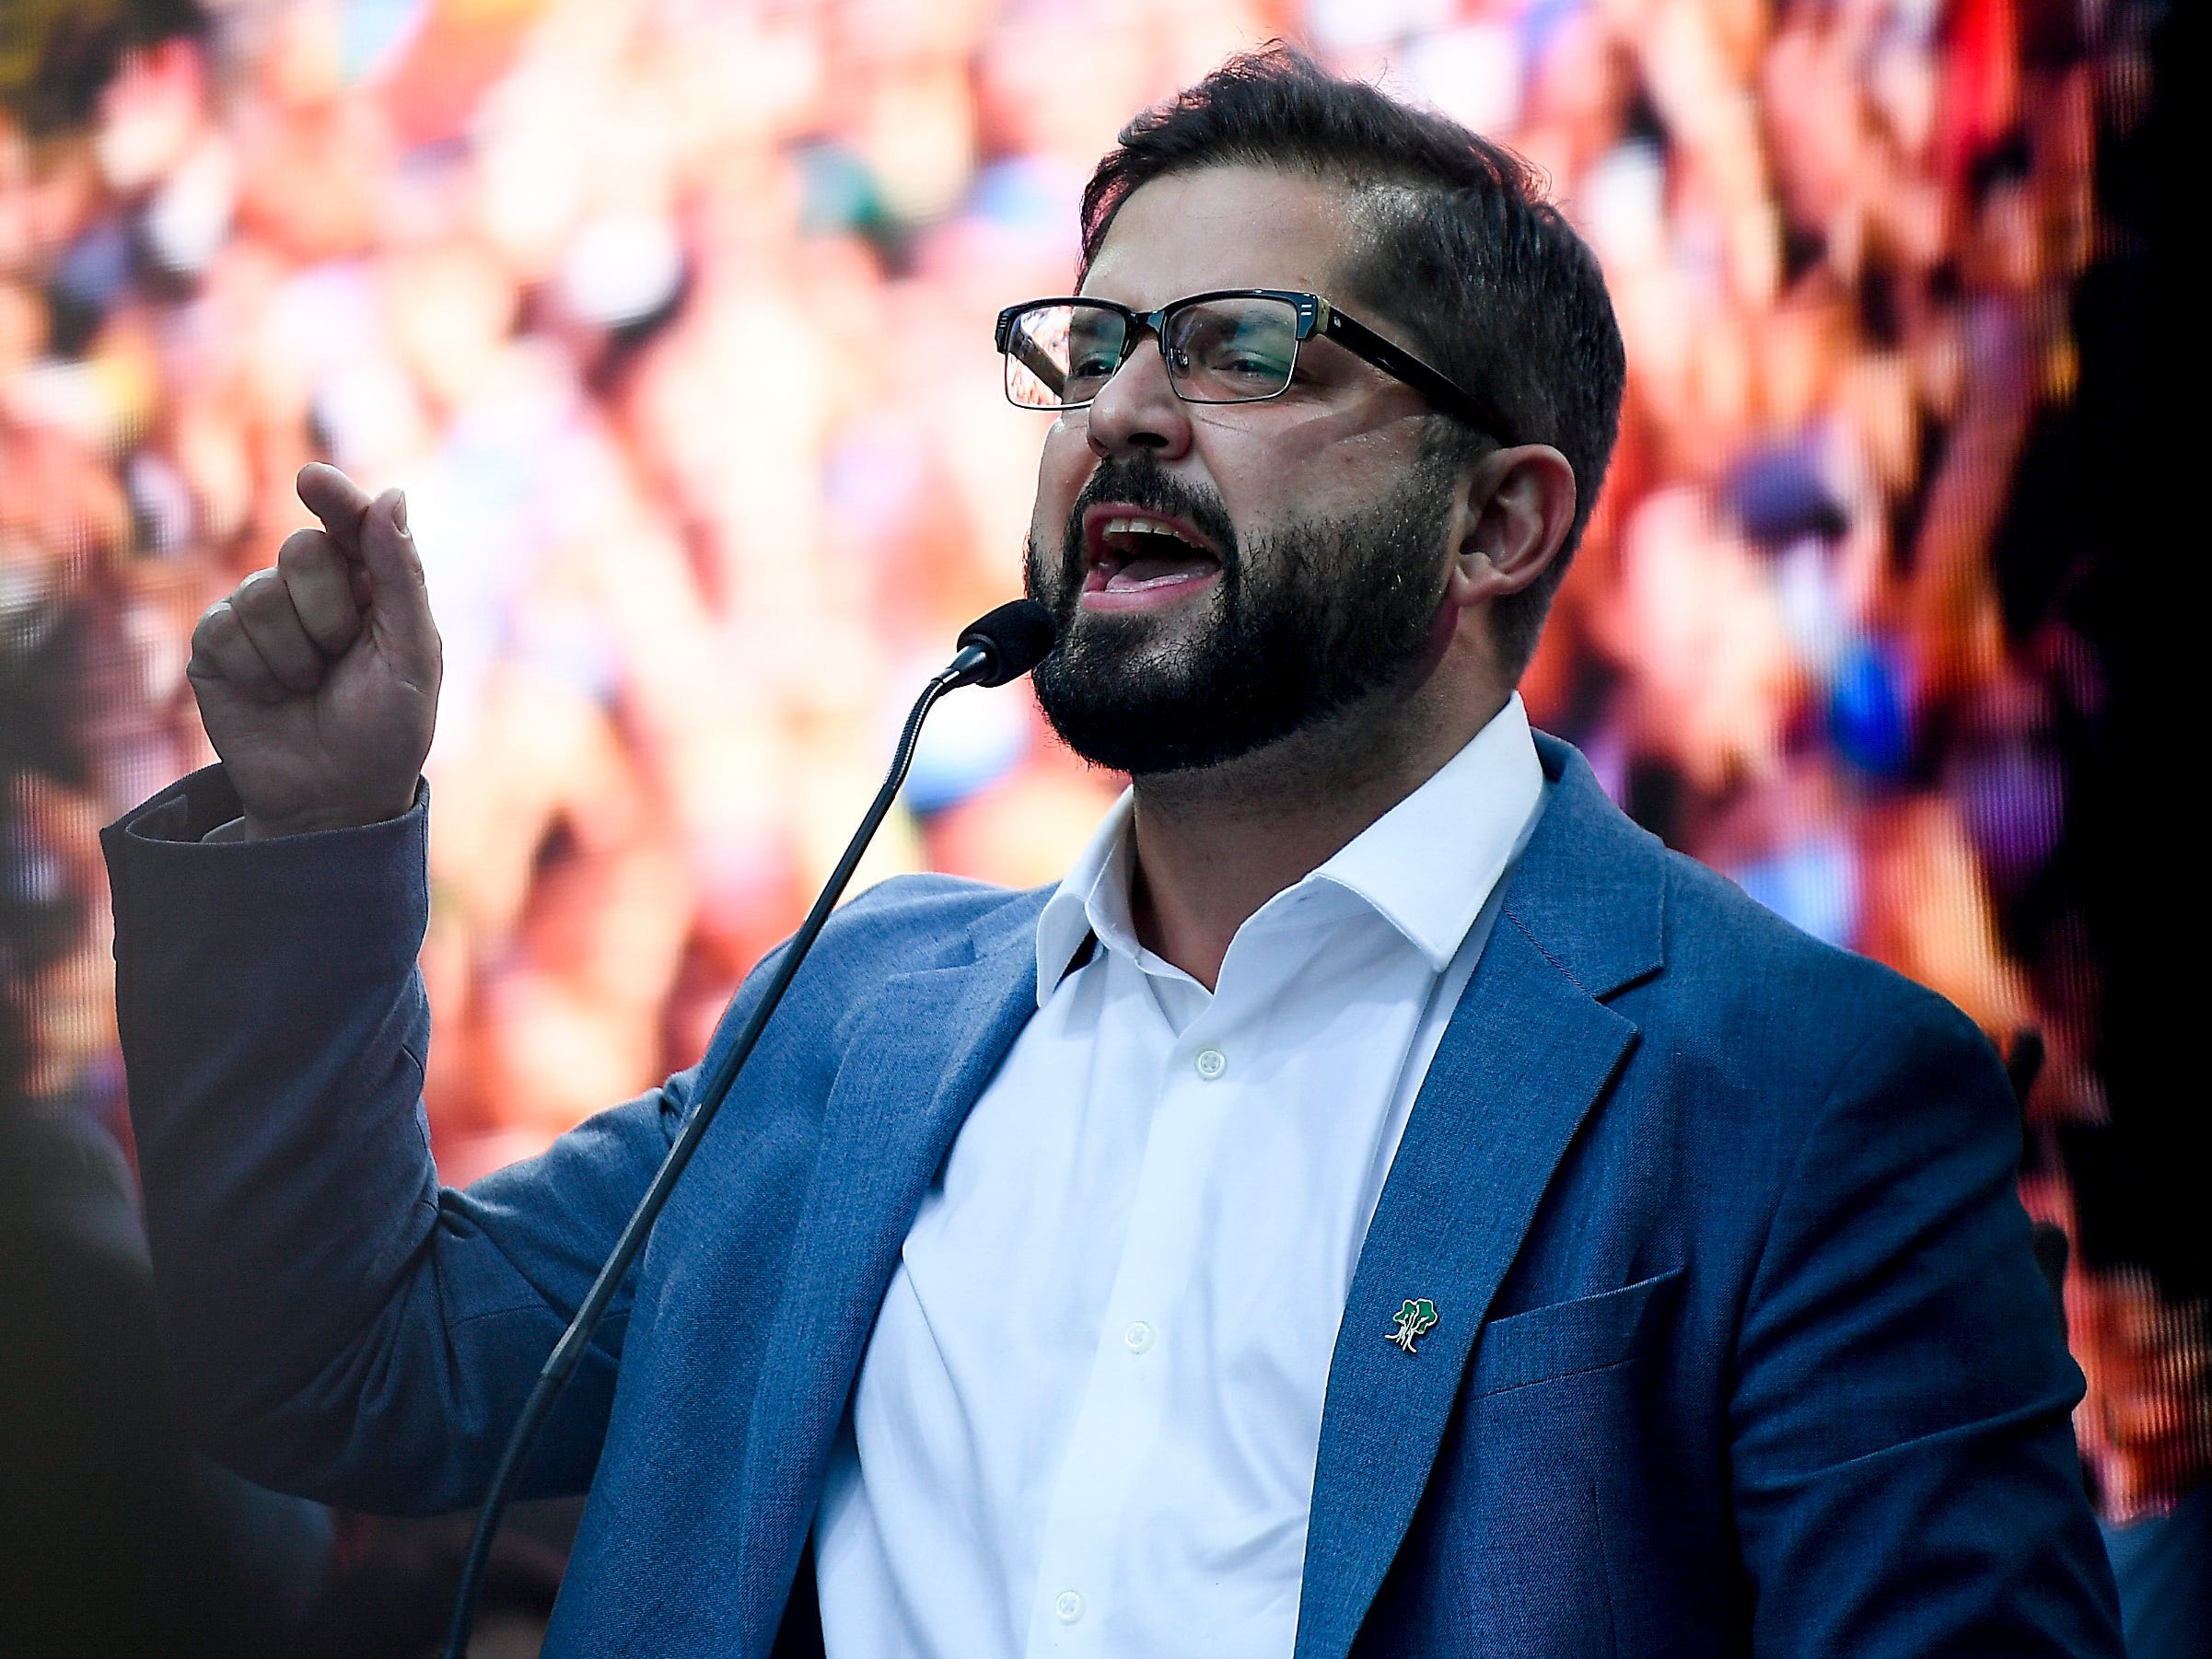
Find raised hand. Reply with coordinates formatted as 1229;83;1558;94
187;464;443;839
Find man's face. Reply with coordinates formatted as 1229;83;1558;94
1022;166;1461;776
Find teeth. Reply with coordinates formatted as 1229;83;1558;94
1102;515;1200;546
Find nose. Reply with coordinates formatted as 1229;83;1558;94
1082;332;1193;460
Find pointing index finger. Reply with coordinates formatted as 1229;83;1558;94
296;462;377;561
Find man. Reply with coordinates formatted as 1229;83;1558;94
104;51;2118;1658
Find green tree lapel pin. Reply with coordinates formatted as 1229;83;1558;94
1388;1298;1439;1354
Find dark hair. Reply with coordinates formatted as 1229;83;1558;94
1079;47;1626;675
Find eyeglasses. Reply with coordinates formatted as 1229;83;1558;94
994;288;1508;441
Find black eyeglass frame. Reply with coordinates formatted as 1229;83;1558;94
993;288;1511;444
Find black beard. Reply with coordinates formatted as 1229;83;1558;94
1024;454;1454;776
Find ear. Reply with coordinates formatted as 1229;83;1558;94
1441;444;1579;612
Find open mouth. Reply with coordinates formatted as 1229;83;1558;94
1081;506;1224;602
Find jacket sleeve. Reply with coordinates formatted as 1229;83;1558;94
103;765;710;1514
1728;989;2124;1656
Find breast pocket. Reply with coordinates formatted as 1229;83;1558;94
1469;1268;1682;1398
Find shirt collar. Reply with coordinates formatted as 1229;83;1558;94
1034;791;1137;1006
1304;692;1543;969
1033;695;1544;1004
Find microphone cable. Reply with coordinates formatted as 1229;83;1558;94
441;598;1056;1658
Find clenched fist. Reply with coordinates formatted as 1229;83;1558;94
188;464;443;839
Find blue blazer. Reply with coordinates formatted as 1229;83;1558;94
103;737;2122;1657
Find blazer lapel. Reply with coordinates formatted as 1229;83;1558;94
1294;738;1662;1659
731;913;1042;1643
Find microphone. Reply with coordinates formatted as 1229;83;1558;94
442;599;1055;1659
947;597;1059;688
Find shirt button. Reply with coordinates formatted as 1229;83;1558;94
1123;1320;1156;1353
1193;1048;1227;1079
1054;1590;1085;1623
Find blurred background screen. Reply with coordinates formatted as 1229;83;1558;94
3;0;2197;1653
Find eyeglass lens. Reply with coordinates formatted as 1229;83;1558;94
1004;297;1301;410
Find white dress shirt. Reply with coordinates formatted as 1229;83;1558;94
813;696;1547;1658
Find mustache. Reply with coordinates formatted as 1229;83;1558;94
1059;458;1240;579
